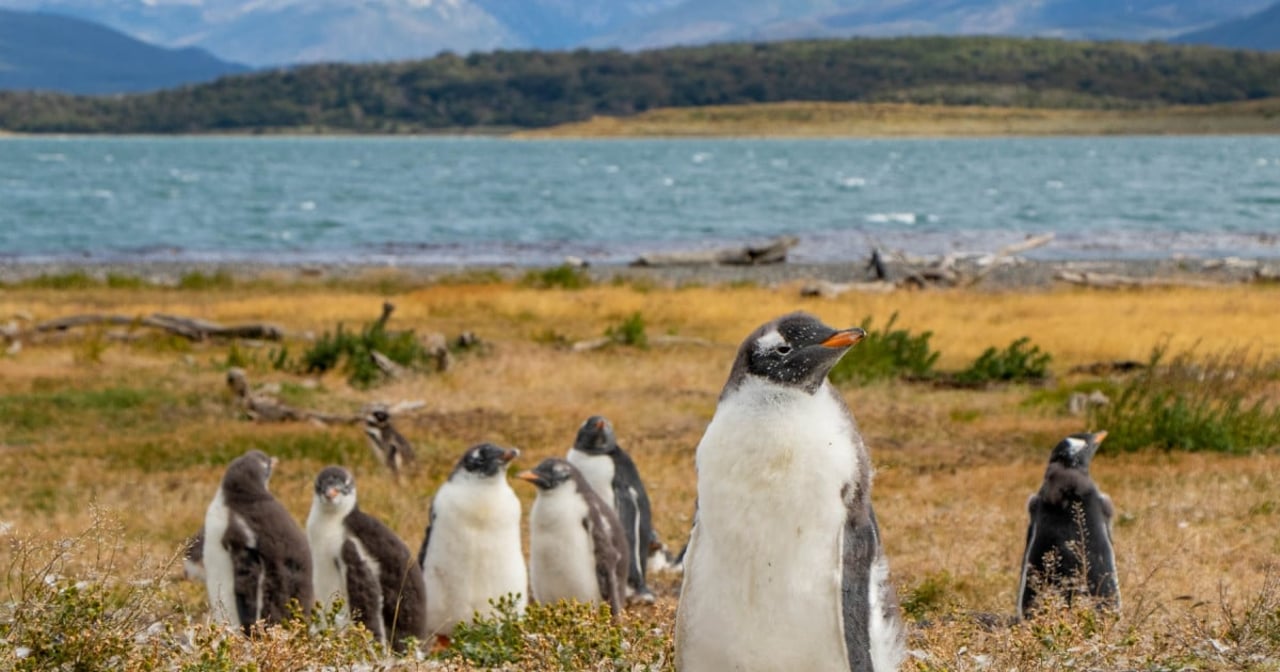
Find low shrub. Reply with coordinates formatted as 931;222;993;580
606;312;648;348
521;265;592;290
957;337;1052;385
1089;345;1280;453
830;312;940;384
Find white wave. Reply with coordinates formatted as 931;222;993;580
604;165;620;174
692;152;711;164
35;153;66;162
1257;158;1269;167
299;201;317;211
837;176;867;188
1045;180;1065;189
92;189;114;200
661;177;675;187
865;212;917;225
169;168;200;183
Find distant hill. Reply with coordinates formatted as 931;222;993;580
1;36;1278;134
1172;2;1280;51
0;0;1270;67
0;9;248;94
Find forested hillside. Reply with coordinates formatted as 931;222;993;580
1;36;1277;133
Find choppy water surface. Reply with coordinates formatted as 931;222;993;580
1;136;1277;264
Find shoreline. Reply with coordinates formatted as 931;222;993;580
1;256;1273;291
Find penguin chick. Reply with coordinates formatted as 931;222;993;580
675;312;904;672
418;443;526;638
203;450;313;634
567;415;657;603
516;458;628;621
362;403;416;474
1018;430;1119;620
307;466;428;653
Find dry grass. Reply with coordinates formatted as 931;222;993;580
2;277;1279;668
514;99;1280;138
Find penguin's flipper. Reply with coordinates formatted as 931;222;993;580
585;514;626;621
616;486;648;594
224;522;264;635
341;539;386;644
417;507;436;568
1018;494;1043;619
840;507;877;672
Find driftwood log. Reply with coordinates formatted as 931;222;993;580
27;313;282;341
226;367;358;425
1054;271;1227;289
632;236;799;267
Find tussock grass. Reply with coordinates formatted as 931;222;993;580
2;278;1280;667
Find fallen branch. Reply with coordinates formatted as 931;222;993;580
800;280;896;298
1054;271;1227;289
30;313;282;341
632;236;799;267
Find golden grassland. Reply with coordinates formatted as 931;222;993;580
514;99;1280;138
2;277;1279;668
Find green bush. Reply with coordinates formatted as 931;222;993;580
829;312;940;384
1089;346;1280;453
176;270;235;291
301;319;428;388
445;596;669;670
957;337;1052;385
521;265;592;290
605;312;648;348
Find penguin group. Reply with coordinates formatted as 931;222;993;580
194;310;1120;669
196;415;672;650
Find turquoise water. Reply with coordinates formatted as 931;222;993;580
1;136;1277;264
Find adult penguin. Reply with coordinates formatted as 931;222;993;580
306;466;428;652
202;450;313;634
567;416;656;603
418;443;526;639
675;312;904;671
1018;430;1120;620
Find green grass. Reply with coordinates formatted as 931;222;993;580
520;265;592;290
1090;345;1280;453
605;312;648;348
830;312;940;385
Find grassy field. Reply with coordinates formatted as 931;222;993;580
1;274;1279;669
515;100;1280;138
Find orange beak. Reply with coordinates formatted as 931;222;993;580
325;487;339;500
1092;430;1108;444
595;419;606;430
821;328;866;349
514;470;539;483
501;448;520;463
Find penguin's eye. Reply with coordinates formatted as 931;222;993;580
775;345;792;356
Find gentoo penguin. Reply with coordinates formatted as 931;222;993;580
306;466;428;653
515;458;628;621
566;416;657;603
362;403;416;474
202;450;313;634
1018;430;1120;620
675;312;905;672
417;443;526;638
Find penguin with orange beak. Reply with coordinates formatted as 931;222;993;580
675;312;904;671
306;466;427;653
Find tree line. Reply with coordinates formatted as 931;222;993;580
1;36;1277;133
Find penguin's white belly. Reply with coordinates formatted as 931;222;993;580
306;516;350;622
567;451;616;511
423;481;527;635
203;490;242;628
679;381;858;671
529;489;601;605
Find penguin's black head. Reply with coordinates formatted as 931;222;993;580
314;465;356;502
515;457;576;491
222;449;276;498
455;443;520;479
1049;431;1107;471
573;416;617;455
727;312;865;395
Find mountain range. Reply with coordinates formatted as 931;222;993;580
0;8;246;93
0;0;1276;69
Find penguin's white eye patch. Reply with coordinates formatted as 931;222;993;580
1066;437;1087;453
756;330;785;353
